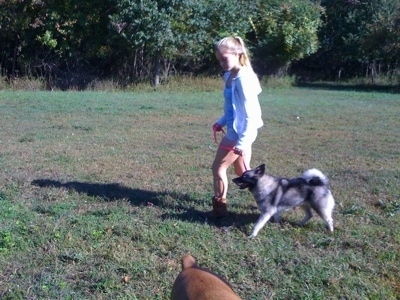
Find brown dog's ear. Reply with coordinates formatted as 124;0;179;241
181;255;197;270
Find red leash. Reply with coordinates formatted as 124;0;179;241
213;127;248;171
213;127;234;151
213;126;225;144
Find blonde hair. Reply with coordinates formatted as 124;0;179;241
215;36;252;68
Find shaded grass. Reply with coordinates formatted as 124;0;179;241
0;87;399;299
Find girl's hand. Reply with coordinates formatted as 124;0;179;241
213;123;223;132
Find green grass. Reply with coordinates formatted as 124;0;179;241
0;86;399;299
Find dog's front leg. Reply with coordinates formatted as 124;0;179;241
249;212;274;238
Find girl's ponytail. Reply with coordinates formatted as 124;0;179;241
234;36;252;69
215;36;253;69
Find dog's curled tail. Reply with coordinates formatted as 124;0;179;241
181;254;198;270
301;168;329;186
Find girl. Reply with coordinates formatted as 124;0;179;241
211;36;263;218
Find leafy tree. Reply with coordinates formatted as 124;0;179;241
295;0;400;81
361;0;400;80
1;0;118;87
2;0;397;86
110;0;254;84
111;0;180;84
31;0;119;87
0;0;37;77
250;0;324;75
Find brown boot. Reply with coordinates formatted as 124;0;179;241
212;196;228;218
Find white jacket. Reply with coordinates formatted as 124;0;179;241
216;67;263;149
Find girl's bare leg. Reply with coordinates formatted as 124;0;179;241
211;137;238;199
233;147;251;176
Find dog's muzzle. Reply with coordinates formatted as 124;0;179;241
232;177;251;189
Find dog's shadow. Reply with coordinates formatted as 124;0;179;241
31;179;259;231
164;206;260;233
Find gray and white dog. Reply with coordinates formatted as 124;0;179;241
232;164;335;238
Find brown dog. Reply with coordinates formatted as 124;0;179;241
171;254;242;300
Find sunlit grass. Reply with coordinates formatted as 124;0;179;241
0;86;399;299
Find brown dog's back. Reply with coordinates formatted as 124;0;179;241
171;255;241;300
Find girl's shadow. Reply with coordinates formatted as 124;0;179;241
31;179;258;229
31;179;164;206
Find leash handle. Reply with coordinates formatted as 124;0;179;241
213;126;225;143
213;126;225;144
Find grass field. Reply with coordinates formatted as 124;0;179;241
0;86;399;299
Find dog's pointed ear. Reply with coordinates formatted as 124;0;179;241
255;164;266;176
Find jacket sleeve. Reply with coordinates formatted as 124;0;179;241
234;72;263;149
215;72;230;127
216;115;227;127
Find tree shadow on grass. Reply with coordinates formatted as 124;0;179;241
297;81;400;93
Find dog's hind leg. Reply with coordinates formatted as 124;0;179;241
316;208;334;232
313;193;335;232
325;217;334;232
249;210;276;238
298;205;313;227
318;207;334;232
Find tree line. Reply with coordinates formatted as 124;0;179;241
1;0;399;88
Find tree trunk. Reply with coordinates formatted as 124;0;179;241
154;52;161;87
